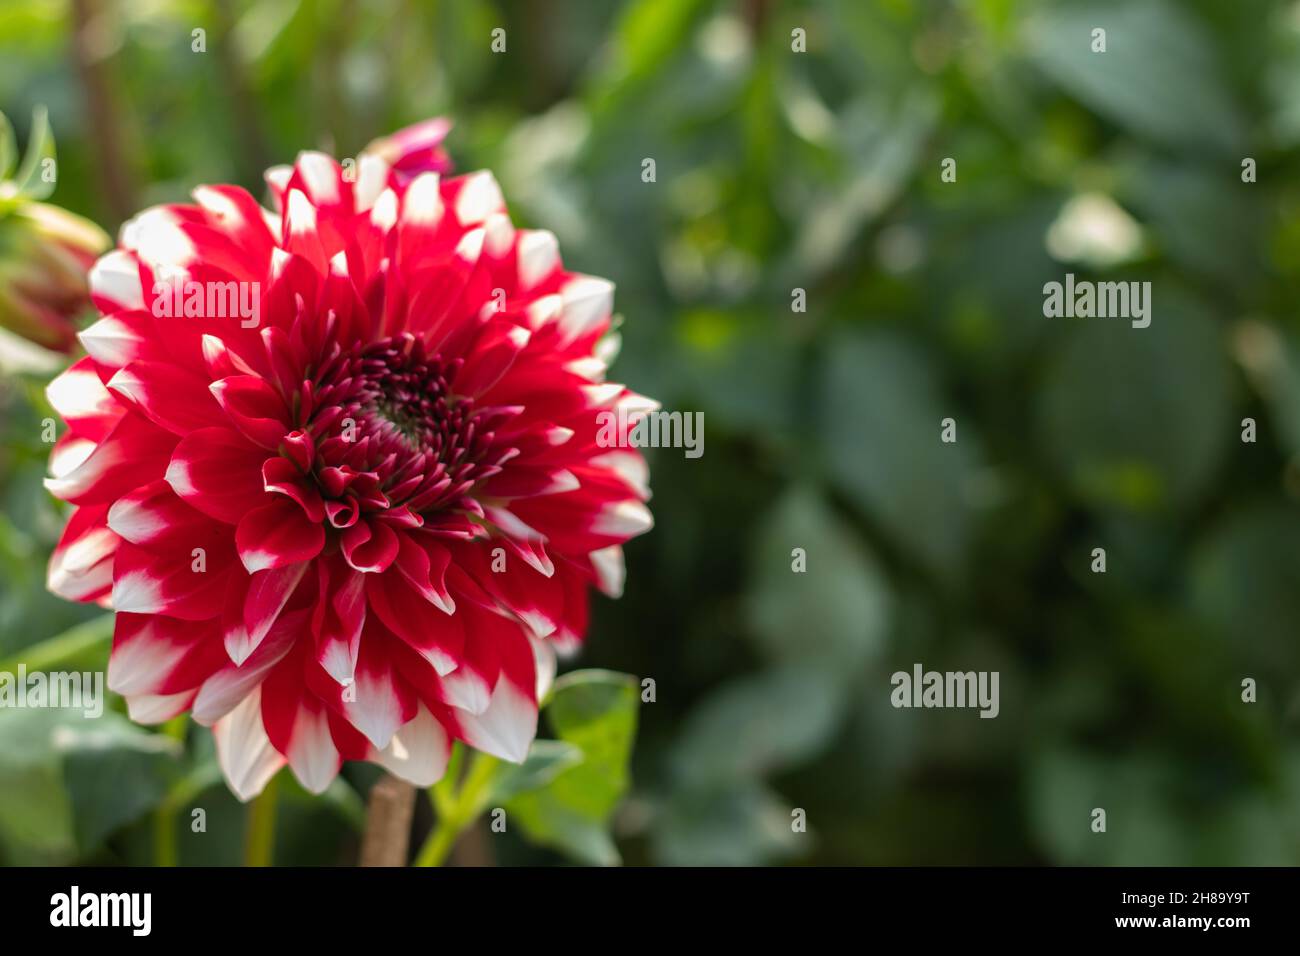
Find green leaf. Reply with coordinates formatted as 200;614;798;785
489;740;584;804
0;708;76;863
0;110;16;180
820;331;980;581
1190;504;1300;679
1036;293;1231;513
11;105;56;201
746;484;891;671
60;714;183;853
0;614;114;675
670;662;847;784
587;0;712;119
788;91;938;279
652;779;802;866
1023;0;1245;154
503;670;639;865
0;707;182;862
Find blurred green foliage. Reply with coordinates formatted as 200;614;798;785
3;0;1300;865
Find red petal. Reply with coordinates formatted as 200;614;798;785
236;498;325;573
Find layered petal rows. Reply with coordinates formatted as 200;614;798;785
45;126;654;799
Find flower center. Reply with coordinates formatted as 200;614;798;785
307;334;513;516
357;338;457;453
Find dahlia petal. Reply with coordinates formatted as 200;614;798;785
552;558;591;652
481;464;579;499
565;355;606;381
589;450;651;500
78;310;155;368
369;188;398;231
372;703;451;787
454;322;530;397
437;604;505;715
107;480;216;547
166;427;268;523
213;685;286;802
455;629;538;764
264;165;293;211
341;519;399;573
262;652;342;795
311;556;366;685
47;504;117;603
119;208;199;270
532;635;557;703
200;333;259;380
236;498;325;573
107;612;221;697
482;211;515;258
451;171;505;225
283;189;329;273
482;556;565;640
45;412;177;506
191;608;301;725
295;151;343;207
367;571;463;675
366;116;452;183
401;172;443;227
394;534;455;613
479;505;554;577
284;705;341;794
512;491;653;555
46;357;122;443
112;540;234;621
210;375;292;450
333;626;417;749
88;250;145;313
48;434;94;482
353;153;390;212
559;274;614;346
516;230;560;291
594;499;655;537
238;561;309;663
261;457;325;523
192;184;276;272
107;360;224;435
125;691;197;724
589;544;626;599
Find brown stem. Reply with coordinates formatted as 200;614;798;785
69;0;137;224
359;774;418;867
449;817;496;867
209;0;270;183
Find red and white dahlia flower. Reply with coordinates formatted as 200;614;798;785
44;122;654;799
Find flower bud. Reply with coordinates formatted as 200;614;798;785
0;108;110;352
361;117;453;186
0;200;109;351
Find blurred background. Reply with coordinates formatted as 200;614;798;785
3;0;1300;865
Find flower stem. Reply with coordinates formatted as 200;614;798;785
414;746;499;867
359;774;417;866
243;772;280;867
151;716;188;867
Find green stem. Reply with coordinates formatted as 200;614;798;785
414;813;461;868
0;613;113;674
243;772;280;867
151;716;188;867
414;746;498;867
